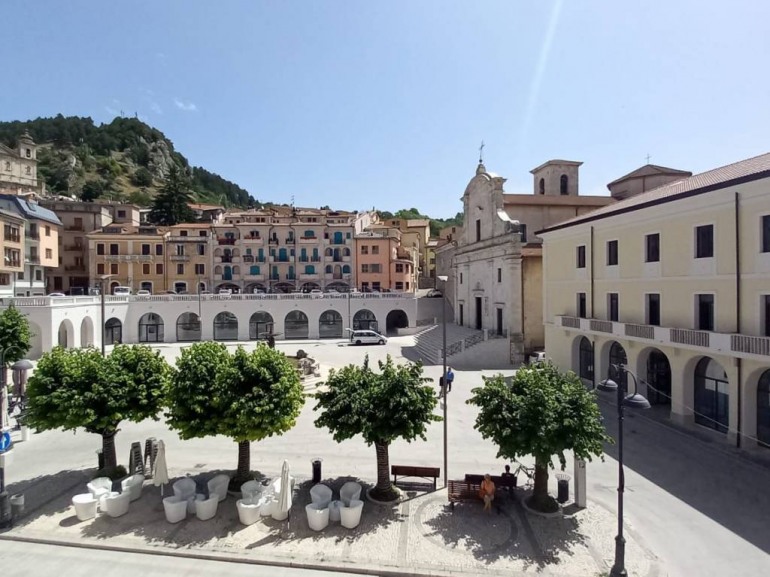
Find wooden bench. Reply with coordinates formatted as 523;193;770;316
465;473;517;492
447;474;517;512
391;465;440;491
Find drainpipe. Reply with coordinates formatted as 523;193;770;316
735;192;743;448
590;225;596;388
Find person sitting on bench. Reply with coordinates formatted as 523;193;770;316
479;474;496;513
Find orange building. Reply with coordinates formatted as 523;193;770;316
354;228;414;292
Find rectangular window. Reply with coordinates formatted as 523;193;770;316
395;281;404;290
117;210;126;218
35;269;42;281
371;245;379;255
110;263;118;274
175;245;185;256
497;268;502;282
576;245;586;268
195;264;205;275
764;295;770;337
156;244;163;256
97;263;105;275
141;244;150;255
197;244;205;256
142;263;150;274
361;246;368;255
371;264;381;273
45;225;51;237
762;216;770;252
45;248;52;259
395;263;404;273
577;292;587;318
608;293;619;322
695;225;714;258
156;263;163;275
176;264;184;275
109;243;119;255
647;294;661;326
645;233;660;262
696;294;714;331
475;219;481;242
97;243;105;255
361;264;369;273
607;240;618;266
459;273;463;284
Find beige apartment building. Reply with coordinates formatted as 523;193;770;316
166;223;212;294
354;228;414;292
539;152;770;448
0;210;26;297
40;199;140;293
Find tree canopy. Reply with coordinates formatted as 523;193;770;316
0;305;33;366
314;355;439;500
468;362;610;512
148;165;196;225
24;345;171;473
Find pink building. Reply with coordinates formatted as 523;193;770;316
354;229;413;292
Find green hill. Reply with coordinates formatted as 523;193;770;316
0;115;258;209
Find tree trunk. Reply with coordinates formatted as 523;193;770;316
527;458;559;513
236;440;251;482
372;440;397;501
102;431;117;471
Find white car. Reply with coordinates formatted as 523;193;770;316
136;289;151;296
48;292;66;297
113;286;132;296
218;288;233;296
348;329;387;346
309;289;324;298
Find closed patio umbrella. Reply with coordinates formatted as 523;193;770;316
274;460;292;525
153;440;169;496
0;384;8;431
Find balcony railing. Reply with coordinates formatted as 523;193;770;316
243;255;254;263
3;235;21;243
104;255;153;262
66;225;84;231
169;235;207;242
26;256;40;264
217;238;236;245
242;235;263;243
286;238;295;244
311;256;321;262
64;265;86;272
299;237;317;244
170;255;190;262
589;320;613;333
670;328;710;348
561;316;582;328
731;335;770;356
625;323;655;339
268;238;279;245
64;245;83;252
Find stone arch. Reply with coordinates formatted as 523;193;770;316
319;309;343;339
385;309;408;334
57;319;75;348
249;311;274;340
285;310;309;339
756;369;770;448
635;347;671;407
343;247;351;257
215;265;223;275
342;264;351;274
80;316;95;348
138;312;165;343
177;312;201;342
245;282;267;293
693;356;729;434
353;309;378;331
597;340;628;388
570;336;594;385
232;248;240;257
105;318;122;345
213;311;238;341
325;247;333;257
214;247;223;257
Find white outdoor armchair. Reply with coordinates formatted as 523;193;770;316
306;503;330;531
240;480;262;503
87;477;112;502
195;495;219;521
121;474;144;502
207;474;230;503
340;499;364;529
101;491;131;518
309;483;333;509
340;482;362;506
163;496;187;523
172;477;197;501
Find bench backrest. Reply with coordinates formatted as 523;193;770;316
392;465;440;477
447;480;473;494
464;474;515;488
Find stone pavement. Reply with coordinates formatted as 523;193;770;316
1;468;660;577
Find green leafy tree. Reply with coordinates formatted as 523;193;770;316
0;305;33;387
166;342;304;487
468;362;610;512
148;164;196;225
24;345;171;473
80;179;106;202
131;166;153;187
314;355;439;501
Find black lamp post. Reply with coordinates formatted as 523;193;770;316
598;363;650;577
437;275;448;488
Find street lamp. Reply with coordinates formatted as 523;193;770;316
598;363;650;577
98;274;114;356
437;275;448;488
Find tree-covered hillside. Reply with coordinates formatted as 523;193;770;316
0;115;257;208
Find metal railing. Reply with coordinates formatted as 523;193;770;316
625;323;655;339
731;334;770;356
670;328;710;348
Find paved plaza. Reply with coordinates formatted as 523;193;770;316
1;337;769;576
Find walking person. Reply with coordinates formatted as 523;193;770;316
446;367;454;393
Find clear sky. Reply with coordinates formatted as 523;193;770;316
3;0;769;218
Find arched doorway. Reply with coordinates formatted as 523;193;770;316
285;310;309;339
757;370;770;448
57;319;74;348
386;309;408;334
646;350;671;406
249;311;274;340
138;313;164;343
353;309;378;331
319;310;343;338
177;312;201;342
608;341;628;388
105;318;122;345
213;312;238;341
80;316;94;347
694;357;729;433
579;337;594;383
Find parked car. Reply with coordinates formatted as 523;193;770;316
136;289;151;296
48;292;66;297
309;289;324;298
113;286;132;296
347;329;387;346
218;288;233;296
426;289;443;298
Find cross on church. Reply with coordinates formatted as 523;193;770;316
645;153;652;164
479;141;485;164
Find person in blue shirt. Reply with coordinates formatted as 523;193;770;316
445;367;454;393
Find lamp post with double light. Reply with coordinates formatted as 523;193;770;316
437;275;448;488
598;363;650;577
98;274;114;356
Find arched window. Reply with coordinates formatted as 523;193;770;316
560;174;569;195
105;318;122;345
213;312;238;341
343;247;351;257
138;313;164;343
305;265;315;274
325;265;332;274
177;312;201;342
539;177;545;195
353;309;378;331
249;311;274;340
758;370;770;448
342;264;351;274
319;310;343;339
608;342;627;388
694;357;729;433
579;337;593;382
284;310;309;339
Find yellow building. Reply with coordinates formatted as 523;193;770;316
0;210;26;296
539;152;770;448
166;223;212;294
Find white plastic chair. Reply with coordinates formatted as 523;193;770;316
72;493;98;521
340;482;362;506
195;495;219;521
240;480;262;503
237;498;263;525
306;503;330;531
172;477;197;501
309;483;333;509
329;499;342;523
260;495;276;517
188;493;205;514
207;474;230;503
121;474;144;502
163;496;187;523
340;499;364;529
87;477;112;502
101;491;131;518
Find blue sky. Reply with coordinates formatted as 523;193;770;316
2;0;769;218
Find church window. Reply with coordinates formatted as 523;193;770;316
539;178;545;195
475;219;481;242
560;174;569;195
4;162;10;171
26;149;31;158
25;166;31;175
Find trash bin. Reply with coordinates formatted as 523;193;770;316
556;473;570;504
311;458;323;484
10;493;24;518
96;449;104;470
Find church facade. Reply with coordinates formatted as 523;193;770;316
0;131;39;194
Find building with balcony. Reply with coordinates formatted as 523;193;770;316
355;228;414;292
436;159;614;363
0;131;40;195
87;224;169;294
368;218;430;285
538;152;770;449
0;195;61;295
0;209;26;297
166;223;212;293
39;199;140;293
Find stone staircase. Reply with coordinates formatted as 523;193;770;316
408;323;489;366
